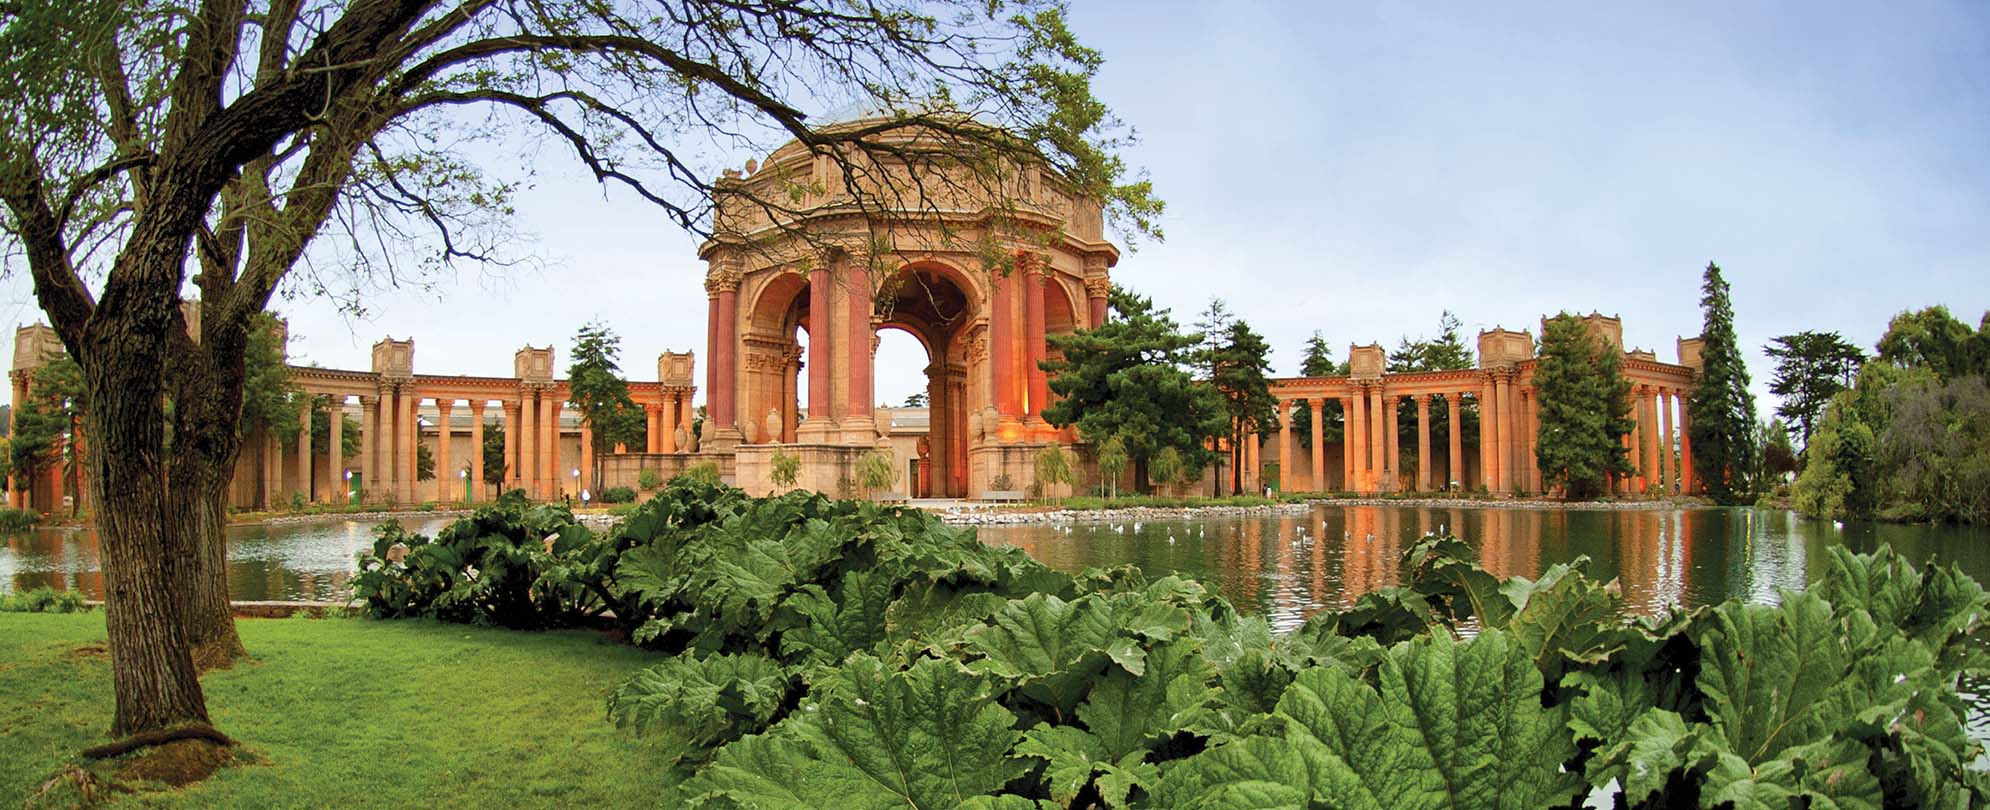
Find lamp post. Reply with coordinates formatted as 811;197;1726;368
459;468;469;503
343;469;355;505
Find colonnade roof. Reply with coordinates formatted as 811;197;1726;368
1269;357;1698;402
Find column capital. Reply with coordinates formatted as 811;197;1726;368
434;398;453;413
1083;276;1111;298
1415;393;1430;406
705;272;740;297
1015;249;1050;276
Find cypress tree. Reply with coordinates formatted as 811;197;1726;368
1533;313;1635;499
1687;262;1760;504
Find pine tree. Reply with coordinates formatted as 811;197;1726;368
568;320;645;488
1533;313;1635;499
1765;330;1865;450
1209;319;1278;493
1043;286;1226;493
1687;262;1760;504
1291;331;1346;449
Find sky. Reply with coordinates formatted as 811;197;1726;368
4;1;1988;413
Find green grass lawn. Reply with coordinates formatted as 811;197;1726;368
0;613;675;808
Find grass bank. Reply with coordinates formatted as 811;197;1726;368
1;613;672;809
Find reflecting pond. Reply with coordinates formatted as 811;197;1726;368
8;505;1989;618
2;517;459;602
978;505;1990;629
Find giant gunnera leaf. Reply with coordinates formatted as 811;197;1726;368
684;655;1026;809
1154;628;1582;810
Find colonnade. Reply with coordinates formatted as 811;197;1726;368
281;380;697;507
1268;333;1701;497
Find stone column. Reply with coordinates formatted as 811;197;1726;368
328;396;344;503
712;277;740;431
375;390;394;503
1024;262;1049;423
1382;396;1399;491
1415;395;1432;492
296;403;312;503
358;395;376;502
1480;379;1500;493
846;255;873;422
806;265;832;430
1658;388;1675;495
1447;393;1463;491
1645;389;1663;496
399;390;418;504
1085;277;1109;329
1309;399;1327;492
663;394;681;453
580;422;594;496
518;392;535;495
990;269;1018;424
539;394;557;499
645;405;660;453
435;400;453;502
1279;401;1295;494
1345;389;1364;492
1367;386;1385;494
469;401;485;502
1495;372;1516;496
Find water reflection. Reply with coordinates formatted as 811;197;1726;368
2;517;456;601
983;505;1990;631
7;505;1989;620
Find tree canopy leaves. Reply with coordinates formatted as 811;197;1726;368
1533;312;1635;499
1687;262;1760;504
1043;285;1225;492
1765;330;1866;450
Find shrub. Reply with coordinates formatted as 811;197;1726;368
0;586;88;613
637;468;663;492
349;491;595;629
599;486;637;503
679;462;722;487
855;449;895;495
769;449;800;490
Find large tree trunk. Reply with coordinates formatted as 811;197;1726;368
83;333;211;737
165;326;253;667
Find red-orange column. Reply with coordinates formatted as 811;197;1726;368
1024;262;1049;421
715;281;739;429
807;266;831;423
846;259;872;418
1086;278;1109;328
705;292;719;426
991;269;1018;421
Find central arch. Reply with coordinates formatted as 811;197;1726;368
876;261;979;497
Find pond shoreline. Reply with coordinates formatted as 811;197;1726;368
175;496;1719;531
938;496;1713;526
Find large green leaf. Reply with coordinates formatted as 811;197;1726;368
1076;637;1219;761
777;570;892;664
686;656;1026;809
1161;629;1582;810
606;652;793;766
1696;592;1860;763
1016;724;1157;808
967;593;1125;713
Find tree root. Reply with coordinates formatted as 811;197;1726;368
81;724;235;760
